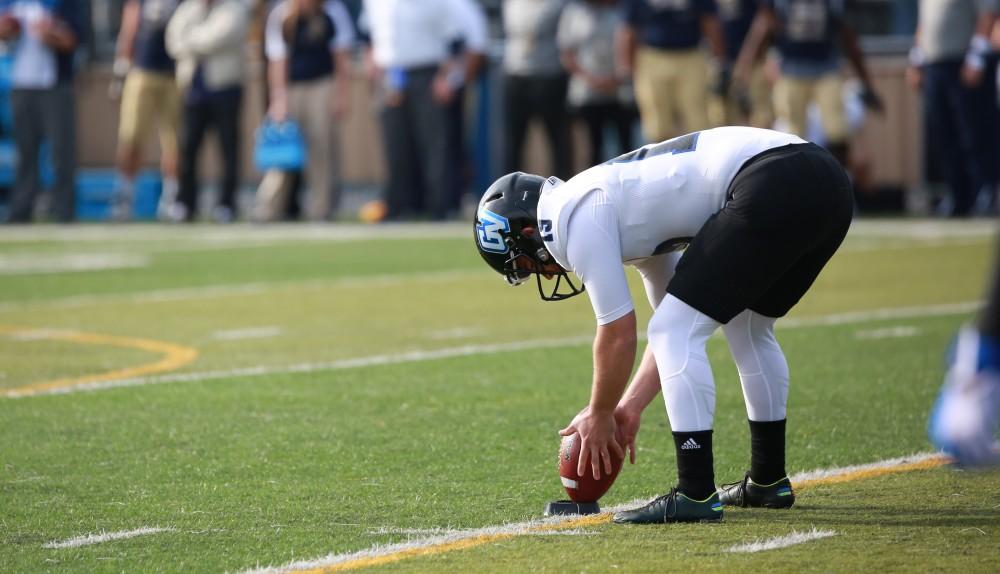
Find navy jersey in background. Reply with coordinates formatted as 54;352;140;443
764;0;843;75
622;0;717;51
134;0;177;74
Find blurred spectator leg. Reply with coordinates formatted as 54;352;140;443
634;47;674;143
293;78;337;221
159;76;182;218
578;104;607;167
748;65;775;129
254;169;293;222
815;73;849;166
773;75;810;138
116;72;144;221
380;89;417;219
613;102;637;156
971;54;1000;214
538;74;571;180
408;70;450;220
503;74;530;174
923;62;975;217
7;90;40;223
214;90;242;222
445;84;467;217
46;85;76;223
676;50;709;132
178;101;210;221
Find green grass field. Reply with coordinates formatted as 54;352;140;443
1;220;998;573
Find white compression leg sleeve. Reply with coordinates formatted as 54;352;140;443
648;294;722;432
722;310;790;422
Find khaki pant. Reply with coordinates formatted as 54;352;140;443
707;64;774;128
119;69;180;154
255;77;342;221
773;73;847;143
633;47;709;142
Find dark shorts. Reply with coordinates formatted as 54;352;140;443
666;143;854;323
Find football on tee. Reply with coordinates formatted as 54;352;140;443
558;433;623;503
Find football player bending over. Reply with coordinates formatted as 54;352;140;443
474;127;853;523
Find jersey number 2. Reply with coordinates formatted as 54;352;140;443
604;132;701;165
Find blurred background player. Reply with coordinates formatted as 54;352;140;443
361;0;468;221
261;0;355;222
930;235;1000;466
736;0;883;167
502;0;572;181
711;0;773;128
617;0;725;143
0;0;79;223
557;0;637;166
112;0;180;221
166;0;251;223
907;0;999;217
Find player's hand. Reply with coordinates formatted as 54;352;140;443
712;63;732;97
613;405;640;465
432;73;454;105
587;73;618;95
268;96;288;122
961;62;984;87
859;84;884;114
559;406;624;480
905;65;923;91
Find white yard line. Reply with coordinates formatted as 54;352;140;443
211;327;284;341
0;270;483;314
725;528;837;553
3;301;980;399
0;253;149;275
854;325;922;340
2;336;593;398
242;452;939;574
42;526;175;549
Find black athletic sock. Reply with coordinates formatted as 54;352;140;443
748;419;787;485
672;430;715;500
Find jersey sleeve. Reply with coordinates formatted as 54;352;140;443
565;194;634;326
556;4;581;51
454;0;488;53
327;1;357;51
695;0;718;15
621;0;643;26
264;3;289;61
976;0;1000;15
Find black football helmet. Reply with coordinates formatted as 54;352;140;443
473;172;585;301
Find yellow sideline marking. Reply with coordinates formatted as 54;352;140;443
292;456;950;573
0;325;198;397
297;514;609;574
796;455;949;489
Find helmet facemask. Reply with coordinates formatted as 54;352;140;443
502;227;585;302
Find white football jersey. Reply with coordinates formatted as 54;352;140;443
536;127;805;325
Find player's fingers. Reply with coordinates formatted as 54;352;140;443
610;437;625;462
601;447;612;475
576;441;589;477
558;425;575;436
590;445;602;480
628;440;636;464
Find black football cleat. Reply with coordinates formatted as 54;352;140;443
717;472;795;508
613;488;723;524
